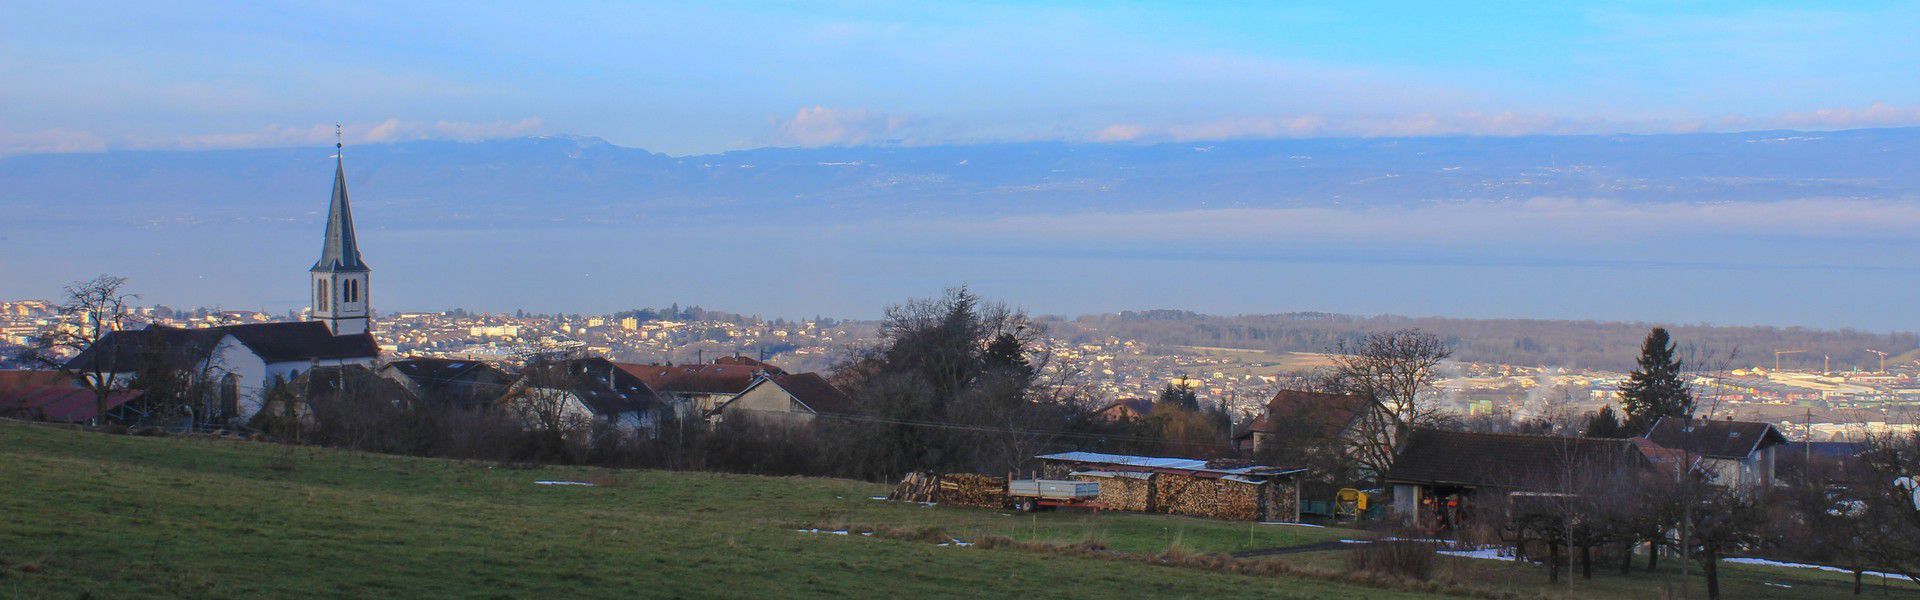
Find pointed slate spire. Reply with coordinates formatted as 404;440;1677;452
312;136;368;272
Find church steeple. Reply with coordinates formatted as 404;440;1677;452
310;127;372;336
313;133;367;272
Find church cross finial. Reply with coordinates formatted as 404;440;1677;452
335;122;343;150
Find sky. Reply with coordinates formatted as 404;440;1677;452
4;1;1920;155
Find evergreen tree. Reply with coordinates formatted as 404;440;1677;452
1584;405;1626;438
1155;382;1200;411
981;331;1033;380
1618;327;1692;435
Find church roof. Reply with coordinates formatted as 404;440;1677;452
64;322;379;372
312;153;368;272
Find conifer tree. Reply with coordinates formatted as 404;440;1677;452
1618;327;1692;435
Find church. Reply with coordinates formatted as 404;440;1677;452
64;143;381;423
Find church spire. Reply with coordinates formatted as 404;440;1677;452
312;126;368;273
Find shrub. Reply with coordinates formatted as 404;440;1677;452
1345;541;1436;581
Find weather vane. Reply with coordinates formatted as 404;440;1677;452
335;122;343;149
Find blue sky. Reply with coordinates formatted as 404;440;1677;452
3;1;1919;155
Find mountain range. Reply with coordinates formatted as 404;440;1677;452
4;127;1918;227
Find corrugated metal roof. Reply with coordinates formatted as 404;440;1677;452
1036;452;1304;477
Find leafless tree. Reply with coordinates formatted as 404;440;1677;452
502;359;596;462
1328;329;1455;481
25;275;140;425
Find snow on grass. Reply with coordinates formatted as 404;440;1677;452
1436;547;1518;562
534;480;593;486
1725;557;1915;581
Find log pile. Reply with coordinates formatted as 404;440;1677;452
1074;473;1153;511
889;472;940;503
937;473;1009;509
1151;473;1263;521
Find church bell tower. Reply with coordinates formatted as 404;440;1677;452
311;130;371;336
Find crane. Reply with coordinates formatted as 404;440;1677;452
1774;349;1806;372
1868;349;1890;373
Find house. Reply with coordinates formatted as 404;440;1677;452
1643;417;1791;489
1092;398;1155;422
0;369;144;423
1035;452;1306;522
260;365;416;425
62;322;378;424
708;372;853;424
616;360;772;418
1777;440;1873;488
1231;389;1373;454
378;358;515;409
1385;429;1652;530
505;358;666;434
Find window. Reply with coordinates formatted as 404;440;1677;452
344;279;356;303
317;279;329;311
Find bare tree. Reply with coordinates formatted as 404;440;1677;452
1329;329;1454;481
25;275;140;425
502;359;596;462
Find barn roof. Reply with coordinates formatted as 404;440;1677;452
1386;429;1646;490
1036;451;1305;478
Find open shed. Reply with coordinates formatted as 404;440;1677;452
1035;452;1305;522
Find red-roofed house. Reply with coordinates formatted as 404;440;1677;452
616;360;776;418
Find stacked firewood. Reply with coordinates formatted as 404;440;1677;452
889;472;940;503
1075;474;1153;511
1153;474;1263;521
937;473;1009;509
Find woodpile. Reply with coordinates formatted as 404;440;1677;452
1073;473;1153;512
1151;474;1264;521
889;472;940;503
937;473;1009;509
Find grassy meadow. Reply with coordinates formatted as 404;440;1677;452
1;421;1914;599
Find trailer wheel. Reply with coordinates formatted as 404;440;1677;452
1017;499;1037;512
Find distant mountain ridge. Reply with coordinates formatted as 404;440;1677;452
3;127;1918;227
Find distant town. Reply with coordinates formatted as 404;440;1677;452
8;298;1914;440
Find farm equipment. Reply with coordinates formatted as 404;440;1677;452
1007;479;1102;512
1334;488;1370;522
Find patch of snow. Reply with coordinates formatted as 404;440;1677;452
1724;557;1915;581
1339;539;1371;544
869;496;889;501
534;480;594;486
938;539;975;547
1764;582;1791;588
795;529;852;536
1437;547;1518;562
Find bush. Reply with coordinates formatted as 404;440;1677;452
1345;541;1436;581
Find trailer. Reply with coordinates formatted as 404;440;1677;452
1007;479;1101;512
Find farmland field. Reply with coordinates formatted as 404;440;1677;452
1;421;1914;599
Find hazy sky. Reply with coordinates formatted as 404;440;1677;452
4;1;1920;155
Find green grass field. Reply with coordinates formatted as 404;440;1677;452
2;421;1915;599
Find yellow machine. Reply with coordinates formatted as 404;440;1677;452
1335;488;1370;521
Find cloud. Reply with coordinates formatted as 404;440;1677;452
770;106;908;147
1089;105;1920;144
0;128;110;155
0;118;549;156
934;198;1920;246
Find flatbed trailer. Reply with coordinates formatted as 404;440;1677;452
1007;479;1102;512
